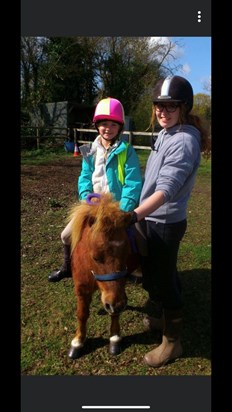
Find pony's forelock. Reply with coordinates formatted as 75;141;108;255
70;193;122;253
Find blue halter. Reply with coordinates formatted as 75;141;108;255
91;269;127;281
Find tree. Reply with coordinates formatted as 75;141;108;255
93;37;182;129
21;36;184;131
203;77;211;95
21;37;48;111
42;37;98;104
93;37;158;113
193;93;211;133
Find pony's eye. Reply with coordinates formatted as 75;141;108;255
93;254;105;263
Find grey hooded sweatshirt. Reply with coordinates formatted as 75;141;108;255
140;124;201;223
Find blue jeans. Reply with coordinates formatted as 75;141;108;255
137;219;187;311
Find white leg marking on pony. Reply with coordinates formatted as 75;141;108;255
110;335;122;343
71;337;84;348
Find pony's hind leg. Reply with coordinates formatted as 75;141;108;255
109;314;122;355
68;293;91;360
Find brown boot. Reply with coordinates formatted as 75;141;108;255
144;309;183;368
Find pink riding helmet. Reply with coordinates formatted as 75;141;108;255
93;97;125;125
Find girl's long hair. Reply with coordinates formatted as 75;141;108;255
149;103;211;157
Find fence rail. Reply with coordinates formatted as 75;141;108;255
21;126;157;150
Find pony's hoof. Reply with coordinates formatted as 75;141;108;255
109;342;121;356
68;346;83;360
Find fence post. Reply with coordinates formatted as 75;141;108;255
36;127;40;150
128;132;132;144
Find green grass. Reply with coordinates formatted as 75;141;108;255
21;146;72;165
21;147;211;376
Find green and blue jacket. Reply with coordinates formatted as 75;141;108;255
78;135;143;212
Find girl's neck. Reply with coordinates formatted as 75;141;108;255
100;137;114;149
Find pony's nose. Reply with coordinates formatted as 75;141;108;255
104;299;127;315
104;303;116;314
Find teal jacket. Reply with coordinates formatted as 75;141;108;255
78;138;143;212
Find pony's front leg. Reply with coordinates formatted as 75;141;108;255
68;293;91;360
109;314;122;355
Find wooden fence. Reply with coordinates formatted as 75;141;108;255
21;126;158;150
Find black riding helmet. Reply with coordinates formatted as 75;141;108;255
153;75;193;112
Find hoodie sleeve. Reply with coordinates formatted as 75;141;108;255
155;131;201;202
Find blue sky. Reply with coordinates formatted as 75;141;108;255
150;37;211;96
170;37;211;95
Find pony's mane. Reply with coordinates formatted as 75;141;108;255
68;193;127;254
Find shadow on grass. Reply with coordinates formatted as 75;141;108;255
180;268;211;360
93;268;211;361
68;333;162;361
71;337;109;358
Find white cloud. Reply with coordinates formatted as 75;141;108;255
148;37;185;63
148;37;170;46
181;63;191;75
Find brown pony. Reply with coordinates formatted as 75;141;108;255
67;193;134;360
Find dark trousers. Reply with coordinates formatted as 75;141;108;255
136;219;187;311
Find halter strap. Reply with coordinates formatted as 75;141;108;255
91;269;127;281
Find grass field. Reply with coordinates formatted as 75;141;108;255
21;148;211;376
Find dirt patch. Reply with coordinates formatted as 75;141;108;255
21;157;83;208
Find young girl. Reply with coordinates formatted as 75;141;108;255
131;75;211;368
48;97;142;282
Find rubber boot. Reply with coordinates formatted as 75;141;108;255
143;298;164;331
144;309;183;368
48;244;72;282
